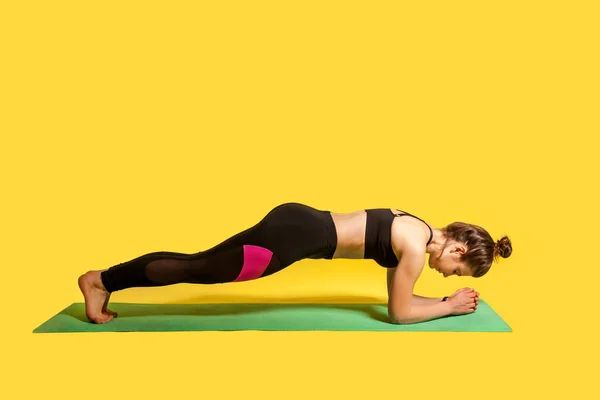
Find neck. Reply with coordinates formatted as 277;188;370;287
425;228;446;255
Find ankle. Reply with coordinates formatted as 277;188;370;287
92;270;109;292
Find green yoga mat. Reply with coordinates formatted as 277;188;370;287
33;299;511;333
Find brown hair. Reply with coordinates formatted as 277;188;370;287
441;222;512;277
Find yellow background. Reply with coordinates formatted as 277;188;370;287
2;1;598;398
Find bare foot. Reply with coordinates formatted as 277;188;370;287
102;292;118;318
78;270;114;324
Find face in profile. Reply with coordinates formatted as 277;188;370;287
428;241;471;277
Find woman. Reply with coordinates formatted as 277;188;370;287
78;202;512;324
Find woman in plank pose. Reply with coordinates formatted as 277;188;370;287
78;202;512;324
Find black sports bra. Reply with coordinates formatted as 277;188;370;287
364;208;433;268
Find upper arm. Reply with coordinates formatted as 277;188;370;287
386;267;395;297
387;245;425;321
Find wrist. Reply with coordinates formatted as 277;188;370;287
440;298;453;315
440;296;453;316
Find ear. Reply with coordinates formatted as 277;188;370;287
452;244;467;255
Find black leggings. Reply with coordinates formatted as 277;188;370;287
100;202;338;293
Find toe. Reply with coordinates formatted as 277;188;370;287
96;314;113;324
91;312;113;324
105;309;118;317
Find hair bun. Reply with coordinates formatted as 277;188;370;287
495;236;512;258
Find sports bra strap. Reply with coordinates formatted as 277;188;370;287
392;210;434;246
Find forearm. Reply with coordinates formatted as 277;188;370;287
387;269;444;305
411;294;445;305
389;301;453;324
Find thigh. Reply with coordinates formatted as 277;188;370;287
186;202;331;281
178;223;285;284
150;244;283;284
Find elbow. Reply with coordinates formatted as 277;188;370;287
388;302;411;324
388;312;410;325
388;304;411;324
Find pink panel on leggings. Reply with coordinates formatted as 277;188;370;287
233;245;273;282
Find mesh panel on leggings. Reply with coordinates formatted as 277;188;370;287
145;246;245;285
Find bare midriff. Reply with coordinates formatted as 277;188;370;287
329;208;404;260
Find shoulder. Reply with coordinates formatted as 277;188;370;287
393;239;425;279
391;216;429;256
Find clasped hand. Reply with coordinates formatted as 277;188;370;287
448;287;479;315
